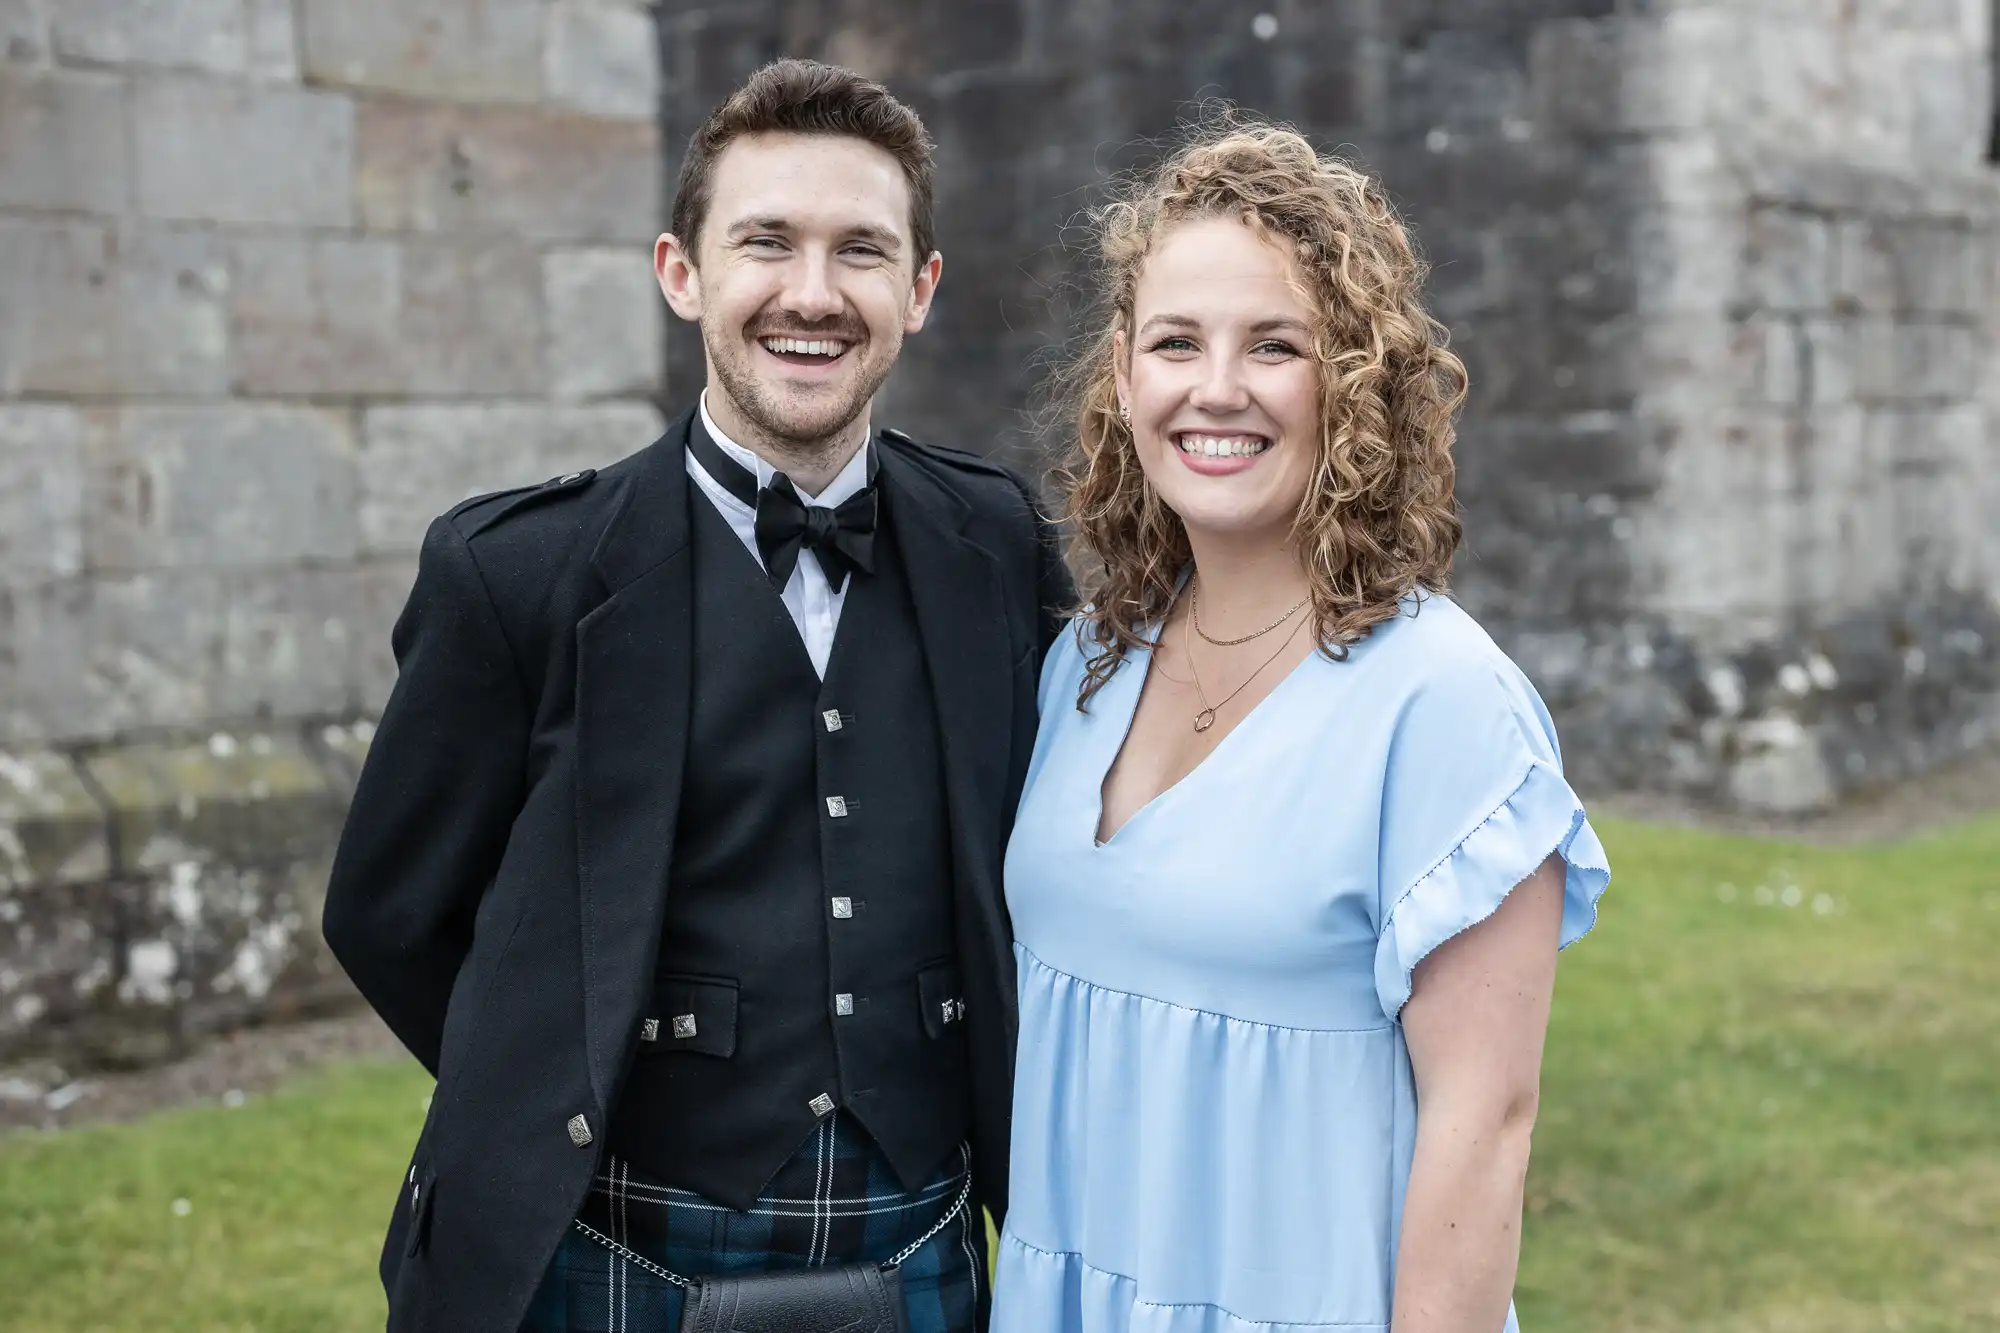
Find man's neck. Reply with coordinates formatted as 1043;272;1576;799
701;388;869;498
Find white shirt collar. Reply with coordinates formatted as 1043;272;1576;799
697;389;872;511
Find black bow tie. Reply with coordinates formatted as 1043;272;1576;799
686;417;878;592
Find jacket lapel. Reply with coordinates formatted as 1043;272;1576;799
574;408;696;1116
874;445;1014;981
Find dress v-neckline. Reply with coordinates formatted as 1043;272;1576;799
1091;637;1317;848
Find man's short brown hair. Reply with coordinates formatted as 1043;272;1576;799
670;59;938;266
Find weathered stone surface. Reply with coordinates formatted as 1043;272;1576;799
1741;206;1835;313
132;77;354;227
2;569;368;743
357;402;661;555
246;0;301;81
1849;320;1980;402
230;236;545;396
0;67;127;213
84;406;361;572
83;733;340;872
1834;218;1984;315
228;235;403;395
50;0;250;75
546;247;661;400
0;749;109;891
0;877;121;1058
398;241;548;395
0;218;230;398
300;0;544;102
545;1;660;120
0;0;50;67
0;405;87;582
310;716;377;797
348;562;415;711
356;97;659;242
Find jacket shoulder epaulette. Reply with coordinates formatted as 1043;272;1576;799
448;468;599;540
878;427;1017;483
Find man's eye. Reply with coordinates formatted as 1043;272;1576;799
746;236;785;250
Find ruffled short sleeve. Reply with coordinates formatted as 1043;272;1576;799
1372;649;1610;1020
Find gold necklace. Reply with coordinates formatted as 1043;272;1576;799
1184;610;1308;733
1190;578;1311;647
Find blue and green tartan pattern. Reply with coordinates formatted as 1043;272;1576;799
521;1112;980;1332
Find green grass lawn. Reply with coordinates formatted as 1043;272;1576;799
3;815;1996;1332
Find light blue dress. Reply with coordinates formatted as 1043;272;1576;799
993;594;1610;1333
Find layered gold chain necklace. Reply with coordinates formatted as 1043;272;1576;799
1183;579;1311;733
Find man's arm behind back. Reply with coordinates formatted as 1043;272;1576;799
322;515;531;1075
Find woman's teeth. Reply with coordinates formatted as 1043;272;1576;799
1175;434;1270;458
762;336;848;357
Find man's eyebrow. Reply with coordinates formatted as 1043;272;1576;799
723;216;905;254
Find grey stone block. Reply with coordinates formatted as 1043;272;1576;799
398;241;548;395
0;217;230;398
545;1;660;120
84;405;361;572
0;68;127;212
310;715;378;796
83;733;340;873
0;876;122;1059
546;247;661;400
1742;207;1835;313
349;562;414;708
132;77;354;227
1834;218;1984;316
50;0;249;74
231;236;545;397
356;97;659;242
0;406;87;582
2;569;368;744
300;0;543;102
1849;320;1979;402
0;0;49;67
228;235;404;396
246;0;300;81
357;402;661;554
0;749;109;892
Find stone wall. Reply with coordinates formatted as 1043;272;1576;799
1604;1;2000;810
0;0;664;1063
659;0;2000;812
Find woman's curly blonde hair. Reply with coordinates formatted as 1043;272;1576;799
1051;117;1468;709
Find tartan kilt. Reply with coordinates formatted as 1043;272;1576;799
521;1112;981;1332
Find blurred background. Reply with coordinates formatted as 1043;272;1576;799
1;2;1996;1329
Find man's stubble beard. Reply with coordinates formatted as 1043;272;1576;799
705;318;902;476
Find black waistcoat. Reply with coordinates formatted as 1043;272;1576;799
607;484;968;1210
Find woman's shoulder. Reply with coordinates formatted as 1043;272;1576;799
1345;592;1535;701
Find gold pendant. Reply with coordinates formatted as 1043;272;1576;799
1193;709;1216;733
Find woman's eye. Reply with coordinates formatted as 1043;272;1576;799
1148;337;1196;353
1254;340;1300;357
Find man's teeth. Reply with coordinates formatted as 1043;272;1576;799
762;336;848;357
1175;434;1270;458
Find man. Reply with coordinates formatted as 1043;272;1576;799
323;59;1071;1333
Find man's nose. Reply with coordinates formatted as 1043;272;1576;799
780;253;844;322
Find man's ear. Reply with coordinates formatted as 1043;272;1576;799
656;233;703;322
902;250;944;335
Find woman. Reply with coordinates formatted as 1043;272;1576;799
994;122;1611;1332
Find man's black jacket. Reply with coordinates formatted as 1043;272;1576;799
323;408;1071;1332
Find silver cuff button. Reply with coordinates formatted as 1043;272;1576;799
671;1014;698;1039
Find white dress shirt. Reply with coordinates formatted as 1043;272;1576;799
686;390;872;679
